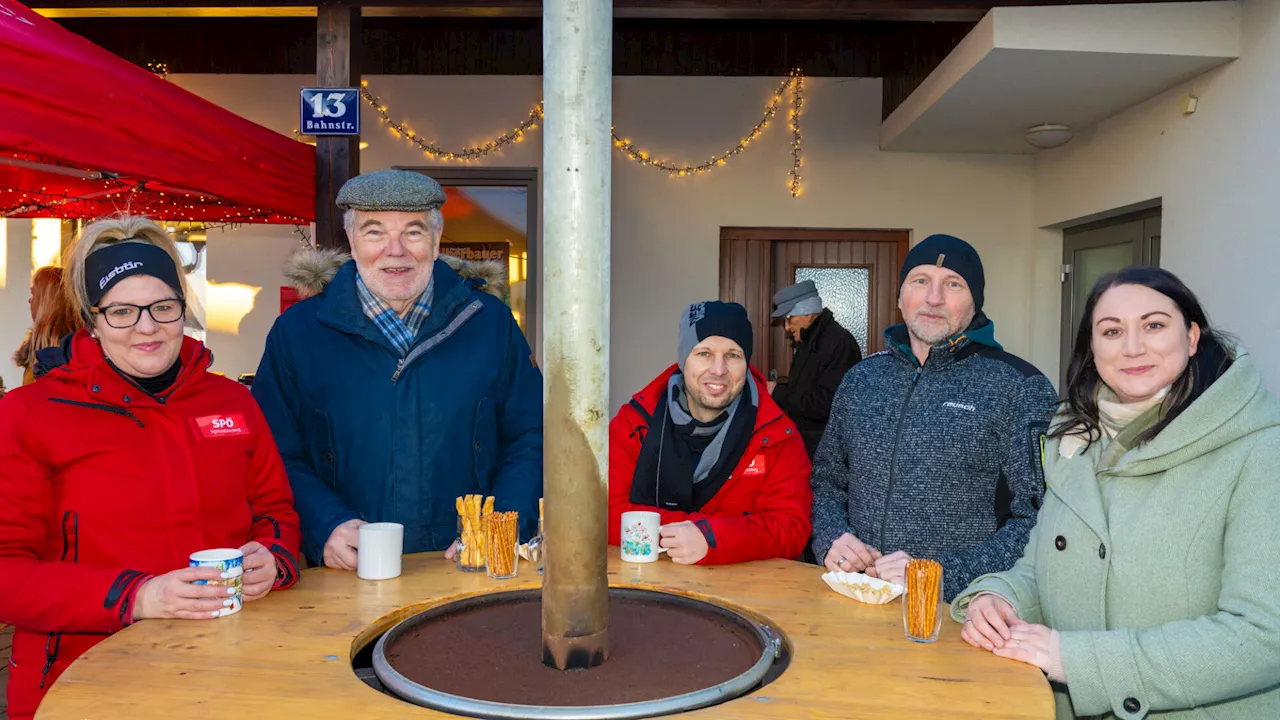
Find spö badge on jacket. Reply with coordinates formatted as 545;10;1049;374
195;413;249;439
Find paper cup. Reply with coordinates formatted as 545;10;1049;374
358;522;404;580
189;548;244;617
620;511;667;563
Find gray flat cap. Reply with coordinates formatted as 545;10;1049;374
771;279;823;318
335;169;447;212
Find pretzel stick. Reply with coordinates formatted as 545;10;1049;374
487;511;518;576
905;559;942;638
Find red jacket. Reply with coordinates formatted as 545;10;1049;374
608;365;813;565
0;331;301;720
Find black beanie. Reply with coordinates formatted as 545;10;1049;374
677;301;753;371
899;234;985;312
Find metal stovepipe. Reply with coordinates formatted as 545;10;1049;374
540;0;613;670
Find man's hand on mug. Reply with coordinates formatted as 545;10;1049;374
659;521;709;565
823;533;882;573
323;519;367;570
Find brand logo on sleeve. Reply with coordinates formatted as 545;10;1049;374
942;401;977;412
743;454;768;476
195;413;249;438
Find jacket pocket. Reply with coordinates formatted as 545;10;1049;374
472;398;499;491
311;409;338;486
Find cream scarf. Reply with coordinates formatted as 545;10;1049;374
1059;385;1170;459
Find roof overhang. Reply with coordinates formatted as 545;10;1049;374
880;1;1240;154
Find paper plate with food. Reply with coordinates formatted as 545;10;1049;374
821;570;905;605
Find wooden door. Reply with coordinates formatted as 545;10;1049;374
720;228;909;380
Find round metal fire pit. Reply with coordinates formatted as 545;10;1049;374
372;587;783;720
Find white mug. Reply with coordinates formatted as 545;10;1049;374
620;511;668;563
357;522;404;580
189;548;244;617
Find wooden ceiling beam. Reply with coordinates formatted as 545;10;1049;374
30;0;1207;23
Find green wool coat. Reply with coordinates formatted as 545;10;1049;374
952;350;1280;719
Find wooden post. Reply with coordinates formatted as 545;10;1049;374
315;4;361;252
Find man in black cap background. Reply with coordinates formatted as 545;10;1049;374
809;234;1057;601
768;280;862;459
607;301;813;565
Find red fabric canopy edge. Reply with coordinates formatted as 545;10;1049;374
0;0;316;223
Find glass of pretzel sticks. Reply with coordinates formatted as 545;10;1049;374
486;511;520;579
902;558;943;643
455;494;493;572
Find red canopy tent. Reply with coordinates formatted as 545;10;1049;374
0;0;315;224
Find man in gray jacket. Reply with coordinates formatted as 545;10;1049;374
810;234;1057;601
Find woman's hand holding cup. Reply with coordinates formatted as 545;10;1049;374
239;541;278;602
132;566;240;621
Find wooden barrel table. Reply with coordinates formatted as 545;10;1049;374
36;549;1053;719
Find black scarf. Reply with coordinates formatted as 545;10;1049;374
629;373;758;512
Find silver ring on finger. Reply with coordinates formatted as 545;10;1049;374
838;556;847;565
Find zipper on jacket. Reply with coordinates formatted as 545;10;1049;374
39;632;61;689
879;366;923;549
391;300;484;383
47;398;144;427
60;511;79;562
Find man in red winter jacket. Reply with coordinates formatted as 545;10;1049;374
608;301;812;565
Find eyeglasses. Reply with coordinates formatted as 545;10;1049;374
90;299;185;329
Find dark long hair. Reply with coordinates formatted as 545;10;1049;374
1051;266;1235;448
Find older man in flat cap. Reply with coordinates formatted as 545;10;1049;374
768;280;862;459
253;169;543;567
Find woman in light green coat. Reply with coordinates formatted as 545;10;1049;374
952;267;1280;719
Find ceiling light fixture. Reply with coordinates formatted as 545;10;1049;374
1024;123;1073;150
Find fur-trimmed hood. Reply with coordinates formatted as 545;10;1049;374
282;247;508;300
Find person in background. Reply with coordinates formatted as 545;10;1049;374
809;234;1058;601
955;267;1280;719
768;279;862;459
0;215;301;720
254;169;543;568
12;266;81;386
608;301;812;565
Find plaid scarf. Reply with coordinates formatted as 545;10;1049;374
356;272;434;356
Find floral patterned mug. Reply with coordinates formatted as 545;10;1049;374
620;511;668;563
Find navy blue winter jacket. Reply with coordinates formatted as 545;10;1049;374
253;259;543;562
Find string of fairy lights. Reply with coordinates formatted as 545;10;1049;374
356;70;807;197
0;171;298;225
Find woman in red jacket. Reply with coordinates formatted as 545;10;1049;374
0;216;302;720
